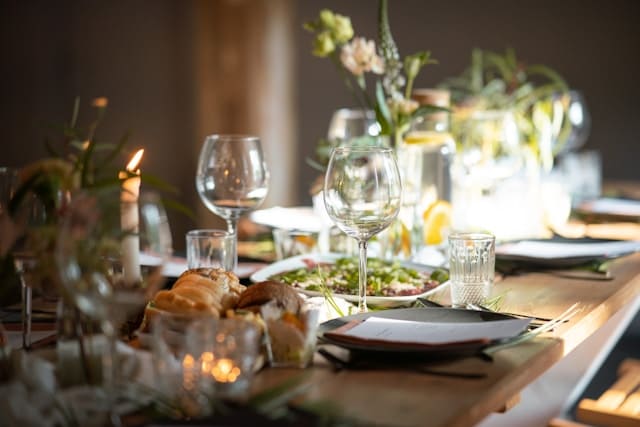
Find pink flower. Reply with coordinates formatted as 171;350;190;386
340;37;384;77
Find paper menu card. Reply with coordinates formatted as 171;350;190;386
324;316;531;347
495;240;640;260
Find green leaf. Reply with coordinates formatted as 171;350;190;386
526;64;569;91
139;172;179;195
484;50;512;82
102;131;131;168
305;156;327;172
160;197;195;222
247;371;312;413
375;81;392;134
69;96;80;129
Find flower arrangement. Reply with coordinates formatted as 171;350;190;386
1;97;183;296
439;48;571;170
304;0;439;150
1;98;132;293
2;98;135;287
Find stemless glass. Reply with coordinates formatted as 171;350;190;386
196;135;269;270
56;189;173;418
323;145;402;312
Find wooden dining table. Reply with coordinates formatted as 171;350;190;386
246;245;640;427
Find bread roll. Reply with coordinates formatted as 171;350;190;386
146;268;245;320
236;280;303;314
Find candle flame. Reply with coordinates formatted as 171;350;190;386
126;149;144;172
210;358;241;383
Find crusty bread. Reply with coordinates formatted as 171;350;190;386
236;280;303;314
143;268;246;327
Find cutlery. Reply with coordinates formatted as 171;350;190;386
416;298;555;326
541;269;613;281
496;264;614;281
317;347;487;379
483;302;581;355
465;303;562;324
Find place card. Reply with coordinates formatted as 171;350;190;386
324;316;530;348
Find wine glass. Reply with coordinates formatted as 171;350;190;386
323;145;402;312
553;90;592;155
196;135;269;270
56;188;172;419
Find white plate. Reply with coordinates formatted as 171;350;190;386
576;197;640;220
250;253;449;308
249;206;324;232
496;238;640;267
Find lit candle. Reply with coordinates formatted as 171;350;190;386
120;149;144;285
209;357;241;383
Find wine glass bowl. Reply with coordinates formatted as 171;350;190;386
196;134;269;270
56;189;173;329
323;145;402;312
55;188;172;422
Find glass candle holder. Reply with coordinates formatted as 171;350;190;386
261;302;319;368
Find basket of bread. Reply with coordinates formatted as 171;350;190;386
140;268;318;369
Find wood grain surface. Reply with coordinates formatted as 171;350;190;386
249;252;640;427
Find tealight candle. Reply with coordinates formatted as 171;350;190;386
120;149;144;285
209;358;242;383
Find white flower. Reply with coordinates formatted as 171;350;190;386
340;37;384;77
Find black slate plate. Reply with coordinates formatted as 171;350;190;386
318;307;518;356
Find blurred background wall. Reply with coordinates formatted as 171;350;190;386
1;0;639;251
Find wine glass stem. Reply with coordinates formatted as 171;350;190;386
357;239;368;313
101;319;123;426
226;218;239;271
21;281;32;350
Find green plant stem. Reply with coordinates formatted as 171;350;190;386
330;54;370;111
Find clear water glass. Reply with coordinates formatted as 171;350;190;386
448;232;495;308
186;229;234;271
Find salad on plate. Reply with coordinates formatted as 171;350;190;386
251;254;449;307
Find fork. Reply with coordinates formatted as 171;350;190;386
417;298;556;326
483;302;581;355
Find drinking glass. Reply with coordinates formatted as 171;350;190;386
196;135;269;270
185;229;234;270
448;232;495;308
323;145;402;312
56;189;173;418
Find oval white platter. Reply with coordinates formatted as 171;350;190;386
250;253;449;308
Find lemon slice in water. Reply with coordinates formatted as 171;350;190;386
422;200;452;245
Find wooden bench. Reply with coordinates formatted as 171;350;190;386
575;358;640;427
